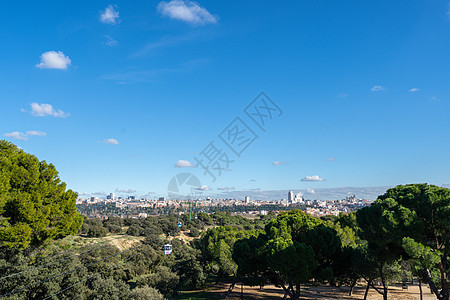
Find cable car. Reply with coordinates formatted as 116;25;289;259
164;244;172;255
177;222;182;227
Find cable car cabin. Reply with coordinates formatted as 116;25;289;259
164;244;172;255
177;222;182;227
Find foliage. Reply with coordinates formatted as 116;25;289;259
135;265;179;297
357;183;450;300
129;286;165;300
80;218;108;238
0;140;83;249
233;210;342;299
196;226;258;280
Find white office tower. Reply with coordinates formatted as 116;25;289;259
245;196;250;204
288;190;294;203
110;193;115;200
295;193;304;203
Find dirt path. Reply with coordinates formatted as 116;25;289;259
100;235;144;251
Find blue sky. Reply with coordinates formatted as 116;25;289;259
1;1;450;199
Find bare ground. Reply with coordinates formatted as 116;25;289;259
178;282;437;300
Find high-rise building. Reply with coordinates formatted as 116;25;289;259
288;190;294;203
244;196;250;204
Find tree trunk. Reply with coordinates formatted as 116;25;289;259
364;279;372;300
216;270;223;284
283;283;293;300
349;279;357;296
419;278;423;300
424;268;443;299
438;256;449;300
224;275;237;299
382;280;388;300
380;263;388;300
272;271;293;300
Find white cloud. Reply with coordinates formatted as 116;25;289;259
273;161;283;165
301;175;324;182
115;188;136;193
157;0;217;25
4;132;27;140
337;93;348;98
130;33;197;58
327;157;336;161
409;88;419;92
217;186;235;191
306;188;315;194
175;159;194;168
26;103;70;118
105;35;118;46
26;131;46;137
371;85;386;92
140;192;156;198
196;185;210;191
4;131;46;141
100;5;119;24
103;138;119;145
36;51;71;69
92;191;106;196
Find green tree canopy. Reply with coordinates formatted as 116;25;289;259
233;210;342;299
196;226;257;281
357;184;450;300
0;140;83;248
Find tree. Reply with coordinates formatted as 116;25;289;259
357;184;450;300
86;276;131;300
233;234;269;289
130;286;165;300
262;210;340;299
136;266;179;298
0;140;83;248
196;226;256;282
233;210;342;299
403;237;441;300
189;228;200;238
171;238;206;289
81;219;108;238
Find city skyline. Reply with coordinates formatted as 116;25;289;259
1;1;450;197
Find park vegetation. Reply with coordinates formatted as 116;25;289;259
0;140;449;299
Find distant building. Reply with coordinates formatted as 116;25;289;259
159;197;165;201
244;196;250;204
288;190;294;203
295;193;303;203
